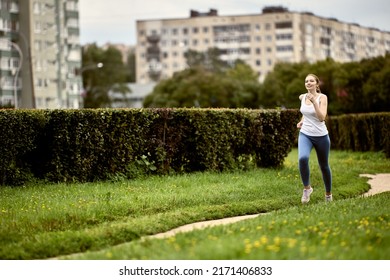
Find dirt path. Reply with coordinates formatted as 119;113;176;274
359;173;390;197
147;173;390;239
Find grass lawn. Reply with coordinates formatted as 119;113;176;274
0;149;389;260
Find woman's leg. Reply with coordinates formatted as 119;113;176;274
313;135;332;194
298;132;313;188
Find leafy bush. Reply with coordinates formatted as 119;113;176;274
327;112;390;157
0;110;46;186
0;108;300;186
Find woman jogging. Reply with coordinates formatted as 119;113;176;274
296;73;333;203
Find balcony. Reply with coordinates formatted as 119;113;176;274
10;2;19;13
147;35;160;44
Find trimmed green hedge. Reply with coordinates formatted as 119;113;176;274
327;112;390;157
0;110;46;186
0;108;300;186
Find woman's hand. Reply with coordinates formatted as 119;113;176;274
307;93;315;103
297;120;303;129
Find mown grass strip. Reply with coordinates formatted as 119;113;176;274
0;149;389;259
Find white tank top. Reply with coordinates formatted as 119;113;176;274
300;93;328;136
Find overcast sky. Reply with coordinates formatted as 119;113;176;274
79;0;390;46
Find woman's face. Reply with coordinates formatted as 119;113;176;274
305;75;317;91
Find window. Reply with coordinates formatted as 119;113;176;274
320;37;330;46
321;26;331;35
34;21;42;33
276;45;293;52
32;39;41;53
33;2;41;14
305;24;313;34
0;19;11;31
276;33;292;40
66;1;78;11
275;21;292;29
11;57;20;68
10;19;18;32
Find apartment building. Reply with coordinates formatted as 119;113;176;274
136;7;390;84
0;0;81;109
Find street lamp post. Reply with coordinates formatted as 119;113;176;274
1;30;35;109
10;41;22;108
2;39;23;109
78;62;103;75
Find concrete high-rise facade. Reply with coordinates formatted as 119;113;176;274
136;7;390;84
0;0;81;109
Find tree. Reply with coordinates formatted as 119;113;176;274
258;61;310;108
126;50;136;82
82;44;131;108
144;51;262;108
184;47;229;73
363;56;390;112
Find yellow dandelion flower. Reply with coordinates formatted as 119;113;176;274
167;237;176;243
287;238;297;248
174;244;181;251
266;244;280;252
207;235;218;240
260;235;268;244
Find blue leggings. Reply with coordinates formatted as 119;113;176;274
298;132;332;193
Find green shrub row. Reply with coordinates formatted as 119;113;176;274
0;110;46;186
327;112;390;157
0;108;300;186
